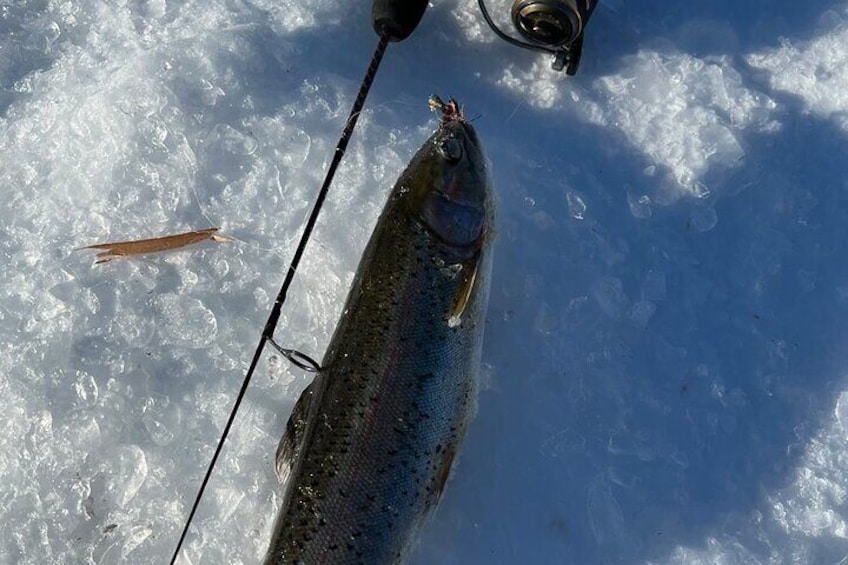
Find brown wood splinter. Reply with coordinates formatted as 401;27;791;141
79;227;230;264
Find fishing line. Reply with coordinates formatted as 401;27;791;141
169;34;389;565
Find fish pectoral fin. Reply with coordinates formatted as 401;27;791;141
447;252;480;328
274;380;317;485
426;444;459;511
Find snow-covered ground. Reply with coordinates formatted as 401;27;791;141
3;0;848;563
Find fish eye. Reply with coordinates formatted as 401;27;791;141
437;136;463;163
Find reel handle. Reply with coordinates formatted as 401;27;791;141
372;0;430;41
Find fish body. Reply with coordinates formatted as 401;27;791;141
265;101;495;564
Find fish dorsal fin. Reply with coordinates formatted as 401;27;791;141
447;252;480;328
275;380;317;484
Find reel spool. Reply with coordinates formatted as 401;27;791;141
512;0;583;45
479;0;598;74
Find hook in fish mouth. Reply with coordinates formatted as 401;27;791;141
428;94;482;154
429;95;465;124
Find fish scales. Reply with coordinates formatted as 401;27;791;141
265;101;494;564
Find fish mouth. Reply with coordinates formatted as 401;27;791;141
429;95;464;124
428;95;483;156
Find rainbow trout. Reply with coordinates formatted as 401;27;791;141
264;97;495;564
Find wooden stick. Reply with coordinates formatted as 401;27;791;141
79;227;229;263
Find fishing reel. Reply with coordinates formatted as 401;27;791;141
372;0;598;74
479;0;599;74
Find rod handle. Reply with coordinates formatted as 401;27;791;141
372;0;429;41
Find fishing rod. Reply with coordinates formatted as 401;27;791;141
168;1;428;562
170;0;602;560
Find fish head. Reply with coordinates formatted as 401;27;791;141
409;119;492;248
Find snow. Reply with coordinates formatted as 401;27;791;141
2;0;848;563
498;50;779;201
748;6;848;133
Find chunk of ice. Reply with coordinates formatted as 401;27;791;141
153;294;218;348
593;278;628;319
567;190;587;220
141;395;181;446
627;189;652;219
689;207;718;232
630;300;656;328
99;445;148;509
74;371;99;409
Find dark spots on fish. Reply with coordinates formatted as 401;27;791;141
415;372;434;391
267;213;488;559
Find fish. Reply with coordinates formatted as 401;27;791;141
264;97;495;564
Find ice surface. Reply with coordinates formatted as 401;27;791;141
3;0;848;564
747;7;848;133
497;49;779;201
